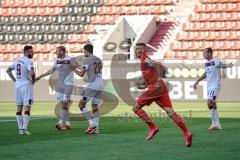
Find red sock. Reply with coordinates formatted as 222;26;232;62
134;109;156;129
172;112;188;136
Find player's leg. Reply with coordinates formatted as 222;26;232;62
22;105;31;135
79;99;96;133
90;91;102;134
155;93;192;147
207;89;221;130
132;103;159;141
60;100;72;131
16;87;24;134
207;100;221;130
22;84;33;135
55;92;71;130
16;105;23;134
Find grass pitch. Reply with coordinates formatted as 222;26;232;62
0;102;240;160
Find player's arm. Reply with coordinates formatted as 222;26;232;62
193;72;207;89
36;67;57;81
6;67;16;82
74;68;86;77
30;67;36;84
217;62;233;69
145;58;166;78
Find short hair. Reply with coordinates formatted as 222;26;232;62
23;45;33;52
136;43;147;48
204;47;213;54
57;46;66;53
84;44;93;53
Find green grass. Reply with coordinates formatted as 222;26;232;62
0;102;240;160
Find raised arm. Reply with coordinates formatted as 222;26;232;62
36;67;57;81
194;72;207;89
6;67;16;82
217;62;233;69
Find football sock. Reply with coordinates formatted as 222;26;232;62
61;108;68;122
210;108;216;125
93;109;99;127
81;107;94;126
214;108;221;127
65;121;71;126
134;109;156;129
58;119;63;125
23;111;30;130
172;112;188;136
16;112;23;130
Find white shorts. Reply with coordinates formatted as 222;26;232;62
16;84;33;106
56;92;71;102
81;88;102;105
207;88;220;101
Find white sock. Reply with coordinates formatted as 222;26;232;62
58;119;64;125
60;109;68;122
81;107;95;126
23;114;30;130
210;109;216;125
93;110;100;127
214;109;221;127
16;115;23;130
66;121;71;126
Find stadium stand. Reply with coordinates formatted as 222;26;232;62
0;0;239;61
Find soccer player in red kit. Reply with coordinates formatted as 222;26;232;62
132;43;193;147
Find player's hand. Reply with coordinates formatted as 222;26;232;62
227;62;233;68
193;82;198;89
35;76;41;82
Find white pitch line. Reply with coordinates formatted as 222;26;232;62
0;117;55;123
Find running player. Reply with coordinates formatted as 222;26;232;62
74;44;103;134
133;43;192;147
36;46;79;131
194;48;233;130
6;45;35;135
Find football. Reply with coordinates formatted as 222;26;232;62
136;76;147;90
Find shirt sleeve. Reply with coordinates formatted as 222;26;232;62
215;59;221;67
9;62;16;70
53;60;58;68
82;59;89;70
26;60;33;71
70;58;81;69
144;58;154;67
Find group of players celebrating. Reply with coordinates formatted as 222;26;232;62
6;43;233;147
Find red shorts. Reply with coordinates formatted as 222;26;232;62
137;80;172;108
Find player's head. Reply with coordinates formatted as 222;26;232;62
203;47;213;60
56;46;66;59
135;43;146;58
83;44;93;57
24;45;34;59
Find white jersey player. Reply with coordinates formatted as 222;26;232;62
74;44;103;134
194;48;233;130
36;46;79;131
6;45;35;135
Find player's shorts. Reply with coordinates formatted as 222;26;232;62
80;88;102;105
56;84;73;102
207;87;220;101
16;84;33;106
137;79;172;108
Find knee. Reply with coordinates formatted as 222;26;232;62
78;101;85;110
207;100;216;109
24;111;30;115
163;107;175;118
132;103;141;112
